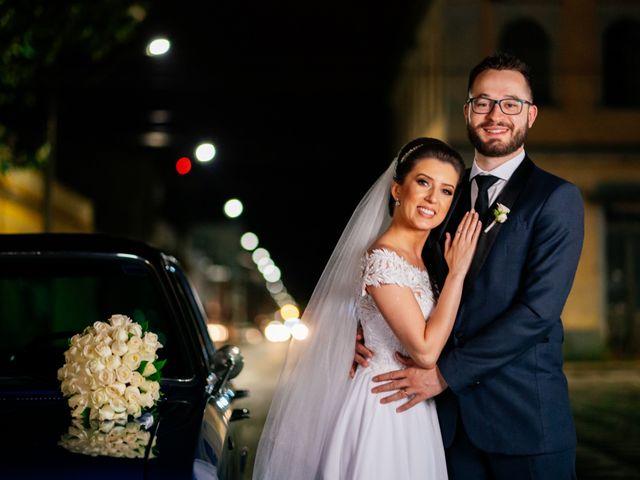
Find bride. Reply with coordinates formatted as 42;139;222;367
253;138;480;479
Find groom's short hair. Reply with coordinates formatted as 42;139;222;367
468;52;534;101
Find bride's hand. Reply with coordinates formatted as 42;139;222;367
350;324;374;378
371;353;447;412
444;210;481;276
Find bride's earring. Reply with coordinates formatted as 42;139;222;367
394;198;400;207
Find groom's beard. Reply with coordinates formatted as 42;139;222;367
466;120;528;158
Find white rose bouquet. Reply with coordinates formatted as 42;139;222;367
57;314;165;423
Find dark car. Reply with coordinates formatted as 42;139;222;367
0;234;250;479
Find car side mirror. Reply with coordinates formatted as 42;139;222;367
212;344;244;382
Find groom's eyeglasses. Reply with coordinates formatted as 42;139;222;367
466;97;533;115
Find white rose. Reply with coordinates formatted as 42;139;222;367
109;395;128;414
98;405;115;421
97;368;115;386
112;327;129;343
129;372;144;388
70;334;82;346
123;352;142;371
105;354;122;370
142;332;159;350
68;393;88;410
94;342;112;358
111;341;128;357
126;402;142;418
87;358;105;374
60;380;70;395
66;377;81;395
139;346;156;363
65;346;80;362
107;382;127;397
88;375;101;391
497;213;508;223
139;392;154;408
109;315;130;328
94;332;113;346
142;363;157;377
116;365;133;384
71;363;83;376
91;388;109;408
69;394;88;418
82;344;96;360
127;336;143;353
57;366;68;381
128;323;143;338
124;386;141;404
93;321;110;334
78;334;93;347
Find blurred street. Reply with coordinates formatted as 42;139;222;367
231;341;640;479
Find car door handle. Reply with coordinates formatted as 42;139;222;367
230;408;250;422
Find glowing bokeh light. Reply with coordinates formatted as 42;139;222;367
243;327;263;345
262;264;276;276
176;157;192;175
195;143;216;162
264;266;281;283
291;322;310;341
264;321;291;343
240;232;259;251
252;248;270;264
146;38;171;56
266;281;284;294
207;323;229;342
280;304;300;320
257;257;274;272
223;199;243;218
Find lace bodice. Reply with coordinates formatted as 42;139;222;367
358;248;435;373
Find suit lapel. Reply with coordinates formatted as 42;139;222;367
464;156;534;288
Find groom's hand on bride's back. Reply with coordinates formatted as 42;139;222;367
350;324;374;378
371;352;448;412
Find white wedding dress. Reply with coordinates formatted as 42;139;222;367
320;248;448;479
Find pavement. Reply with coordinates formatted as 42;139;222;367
231;340;640;479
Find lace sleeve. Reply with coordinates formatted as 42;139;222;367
361;248;416;295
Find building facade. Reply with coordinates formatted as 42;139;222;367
0;170;93;233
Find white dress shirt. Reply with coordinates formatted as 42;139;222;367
469;151;526;208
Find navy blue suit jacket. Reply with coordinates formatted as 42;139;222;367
424;156;584;456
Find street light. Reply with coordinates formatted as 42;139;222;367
223;199;243;218
195;142;216;162
240;232;259;250
146;38;171;56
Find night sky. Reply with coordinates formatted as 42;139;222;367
52;1;427;301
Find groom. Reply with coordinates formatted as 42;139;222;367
360;53;584;479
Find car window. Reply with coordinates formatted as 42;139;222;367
0;255;192;385
169;264;216;361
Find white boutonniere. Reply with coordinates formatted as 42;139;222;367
484;203;510;233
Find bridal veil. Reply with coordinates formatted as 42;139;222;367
252;159;396;479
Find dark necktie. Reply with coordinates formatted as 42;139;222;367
474;175;499;216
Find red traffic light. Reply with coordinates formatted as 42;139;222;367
176;157;192;175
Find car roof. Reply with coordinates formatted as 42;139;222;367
0;233;173;263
